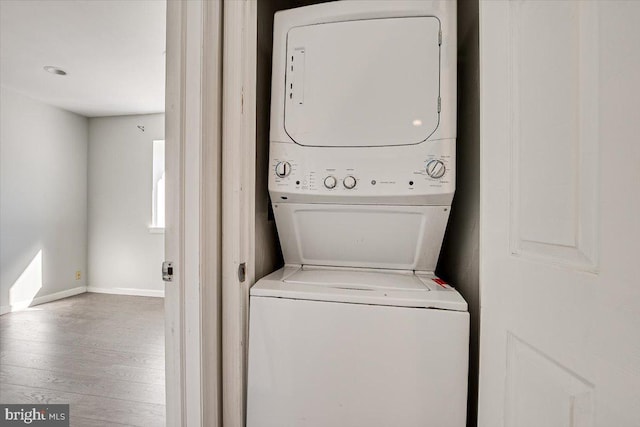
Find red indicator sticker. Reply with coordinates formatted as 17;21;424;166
432;278;448;288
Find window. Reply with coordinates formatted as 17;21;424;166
151;140;165;231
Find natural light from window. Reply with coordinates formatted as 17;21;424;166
152;140;165;230
9;249;43;311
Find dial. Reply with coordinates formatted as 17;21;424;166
275;161;291;178
343;175;357;189
425;159;446;179
324;176;337;189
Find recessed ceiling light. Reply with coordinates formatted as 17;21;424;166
43;66;67;76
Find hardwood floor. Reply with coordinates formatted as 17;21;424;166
0;293;165;426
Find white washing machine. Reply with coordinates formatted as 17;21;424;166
247;2;468;426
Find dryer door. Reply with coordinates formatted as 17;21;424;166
284;16;441;147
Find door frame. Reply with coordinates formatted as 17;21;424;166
165;1;223;426
221;1;258;427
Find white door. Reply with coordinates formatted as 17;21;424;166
479;2;640;427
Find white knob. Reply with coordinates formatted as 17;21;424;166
425;160;446;179
343;175;357;189
324;176;337;189
275;161;291;178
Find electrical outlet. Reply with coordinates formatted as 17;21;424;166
75;271;81;280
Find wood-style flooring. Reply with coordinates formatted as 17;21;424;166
0;293;165;426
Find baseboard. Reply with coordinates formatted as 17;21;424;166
86;286;164;298
0;286;87;315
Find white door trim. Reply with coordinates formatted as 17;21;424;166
201;1;224;426
165;1;222;426
221;1;258;426
164;1;185;423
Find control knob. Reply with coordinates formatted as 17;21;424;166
343;175;357;189
324;176;337;189
275;161;291;178
425;159;446;179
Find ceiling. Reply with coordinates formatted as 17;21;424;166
0;0;166;117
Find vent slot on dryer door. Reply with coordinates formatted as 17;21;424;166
284;16;441;148
288;47;306;105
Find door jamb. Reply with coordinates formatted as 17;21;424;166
165;1;223;426
221;1;258;426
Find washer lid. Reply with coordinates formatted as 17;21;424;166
284;16;441;147
284;267;426;291
251;266;468;312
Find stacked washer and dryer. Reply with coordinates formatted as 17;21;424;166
247;1;468;426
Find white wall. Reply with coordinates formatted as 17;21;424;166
0;86;89;313
88;114;164;296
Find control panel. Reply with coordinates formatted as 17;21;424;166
268;139;455;205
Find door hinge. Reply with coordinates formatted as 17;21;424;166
437;96;441;113
438;30;442;46
238;262;246;283
162;261;174;282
